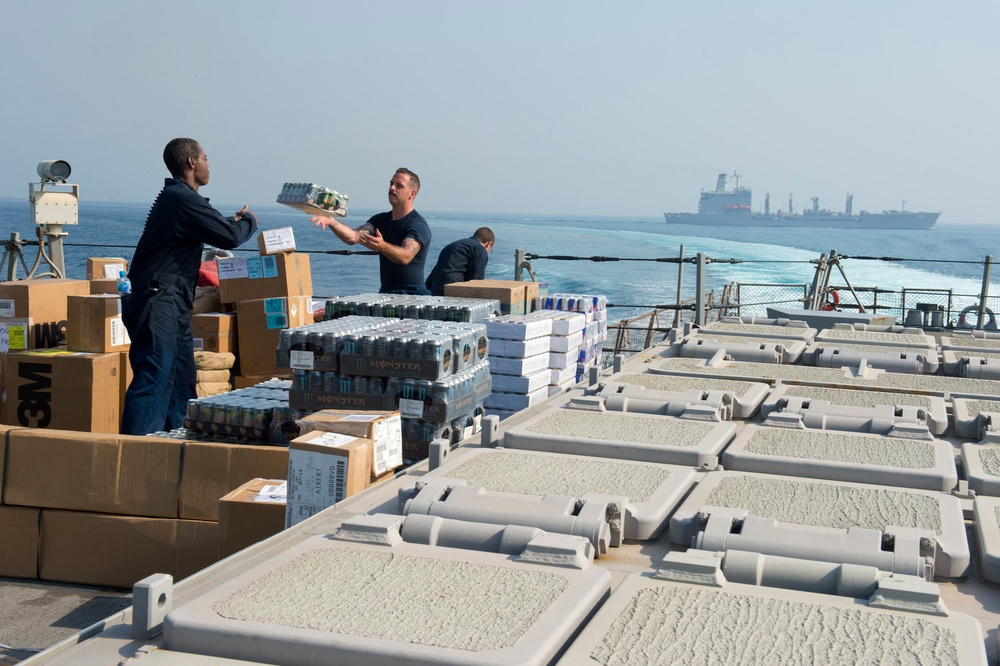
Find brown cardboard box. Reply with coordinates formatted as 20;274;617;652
218;478;286;559
4;429;182;517
1;349;122;433
444;279;538;316
66;294;131;353
178;441;289;521
119;350;132;418
191;313;238;354
256;227;297;255
296;410;402;477
0;506;40;579
286;430;371;528
235;295;311;376
86;257;129;280
218;252;312;304
0;279;90;348
39;510;218;588
89;278;119;295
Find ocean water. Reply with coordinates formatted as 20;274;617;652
2;196;998;324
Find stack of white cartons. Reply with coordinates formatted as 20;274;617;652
482;308;591;420
483;312;553;421
538;294;608;382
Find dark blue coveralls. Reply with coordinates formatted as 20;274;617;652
120;178;256;435
424;235;489;296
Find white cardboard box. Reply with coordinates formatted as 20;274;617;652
488;352;549;376
490;369;549;394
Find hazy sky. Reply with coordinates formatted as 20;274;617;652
2;1;998;223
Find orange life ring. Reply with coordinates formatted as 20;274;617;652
820;289;840;311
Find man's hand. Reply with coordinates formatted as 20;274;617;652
311;215;337;231
357;228;385;253
235;205;257;228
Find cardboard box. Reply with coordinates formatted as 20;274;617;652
444;279;539;316
4;429;183;517
236;295;312;376
218;252;312;304
178;441;290;521
192;313;238;354
218;478;286;559
119;350;132;418
86;257;128;280
0;279;90;349
39;510;218;589
257;227;296;255
0;506;41;579
1;349;122;433
89;278;119;295
286;430;371;528
296;410;403;476
66;294;131;353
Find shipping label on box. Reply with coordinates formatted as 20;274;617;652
261;255;279;278
258;227;296;255
217;256;250;280
0;299;15;318
0;318;30;352
67;294;131;353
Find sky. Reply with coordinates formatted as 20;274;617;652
1;1;998;224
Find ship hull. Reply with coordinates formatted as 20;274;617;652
663;211;939;229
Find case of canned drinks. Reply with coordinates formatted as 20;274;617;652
324;294;499;323
182;380;296;445
276;182;349;217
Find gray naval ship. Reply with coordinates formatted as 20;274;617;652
664;172;940;229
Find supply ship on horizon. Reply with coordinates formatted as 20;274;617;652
664;172;940;229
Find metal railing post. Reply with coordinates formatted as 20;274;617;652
514;248;525;281
978;255;993;330
674;245;684;328
695;252;707;326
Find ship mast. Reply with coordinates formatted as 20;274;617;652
732;171;742;190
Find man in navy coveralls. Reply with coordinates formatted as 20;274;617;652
425;227;495;296
121;138;257;435
313;167;431;294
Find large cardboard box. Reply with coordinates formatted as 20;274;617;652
444;279;539;316
66;294;131;353
192;313;238;354
286;430;371;528
0;278;90;348
86;257;128;280
236;295;312;377
178;441;290;521
4;429;182;517
119;350;132;418
218;478;286;559
0;506;40;579
1;349;122;433
296;410;403;477
39;510;218;589
218;252;312;305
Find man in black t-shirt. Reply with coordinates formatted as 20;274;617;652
314;168;431;294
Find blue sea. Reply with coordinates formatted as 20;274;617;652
2;196;998;323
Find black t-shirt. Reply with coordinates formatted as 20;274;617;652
367;209;432;294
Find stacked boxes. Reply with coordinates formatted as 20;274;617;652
280;314;491;462
539;294;609;381
0;278;90;349
482;309;588;421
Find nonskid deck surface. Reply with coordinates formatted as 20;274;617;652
26;321;1000;665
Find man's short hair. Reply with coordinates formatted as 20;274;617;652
474;227;495;245
395;167;420;192
163;138;201;178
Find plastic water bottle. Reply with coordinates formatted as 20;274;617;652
117;270;132;295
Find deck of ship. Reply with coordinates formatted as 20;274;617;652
19;319;1000;665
